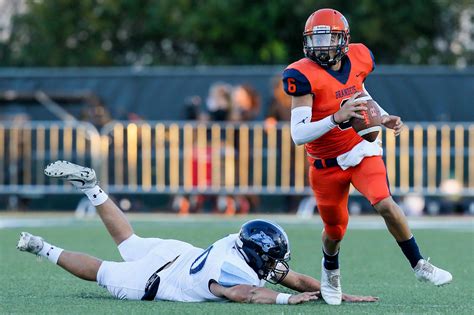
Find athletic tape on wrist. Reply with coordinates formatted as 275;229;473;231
276;293;292;304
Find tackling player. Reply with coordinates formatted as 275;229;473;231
283;8;452;305
17;161;377;305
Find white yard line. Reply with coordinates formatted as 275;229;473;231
0;213;473;230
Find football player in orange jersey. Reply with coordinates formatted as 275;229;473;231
283;8;452;305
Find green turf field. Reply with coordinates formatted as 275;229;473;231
0;217;473;314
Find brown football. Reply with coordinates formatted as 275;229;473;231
350;93;382;142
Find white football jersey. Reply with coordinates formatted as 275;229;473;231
156;234;265;302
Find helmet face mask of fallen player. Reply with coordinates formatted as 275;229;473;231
236;219;291;284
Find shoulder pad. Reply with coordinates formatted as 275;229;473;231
349;43;375;73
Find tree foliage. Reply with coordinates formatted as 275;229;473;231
0;0;471;66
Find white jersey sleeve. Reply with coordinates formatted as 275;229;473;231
175;234;264;302
198;234;262;288
217;255;261;287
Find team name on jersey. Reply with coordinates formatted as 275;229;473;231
335;85;357;99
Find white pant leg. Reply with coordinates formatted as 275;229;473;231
97;250;168;300
117;234;164;262
98;239;198;301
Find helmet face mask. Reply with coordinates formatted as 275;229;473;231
236;220;291;283
303;9;350;67
266;260;290;284
304;30;348;67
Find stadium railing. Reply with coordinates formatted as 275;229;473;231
0;121;101;194
0;121;473;197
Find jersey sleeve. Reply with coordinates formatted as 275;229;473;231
217;261;261;287
282;68;312;96
349;43;376;79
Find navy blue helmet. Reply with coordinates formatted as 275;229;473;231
236;219;291;284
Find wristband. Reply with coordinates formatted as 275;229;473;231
276;293;292;304
331;114;339;125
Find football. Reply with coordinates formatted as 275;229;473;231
351;93;382;142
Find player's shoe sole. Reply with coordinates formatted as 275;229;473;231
17;232;44;255
44;160;97;189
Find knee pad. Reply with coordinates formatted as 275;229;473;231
324;224;347;241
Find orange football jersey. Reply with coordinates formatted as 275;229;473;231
283;43;375;159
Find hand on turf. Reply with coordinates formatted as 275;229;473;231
381;115;404;136
333;92;367;124
288;292;319;304
342;293;379;303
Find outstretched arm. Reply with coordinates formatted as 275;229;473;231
279;269;321;292
209;282;318;305
280;270;379;303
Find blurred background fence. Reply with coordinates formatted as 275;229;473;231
1;121;472;197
